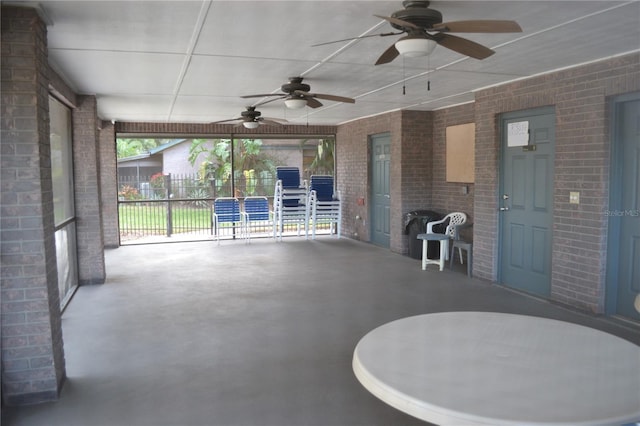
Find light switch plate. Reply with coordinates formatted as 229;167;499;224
570;191;580;204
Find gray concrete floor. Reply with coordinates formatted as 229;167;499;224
3;237;639;426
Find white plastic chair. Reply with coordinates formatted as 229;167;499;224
450;223;473;276
426;212;467;260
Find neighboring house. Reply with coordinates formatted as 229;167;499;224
117;138;316;188
117;139;210;198
117;139;193;182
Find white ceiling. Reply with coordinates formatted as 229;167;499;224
11;0;640;125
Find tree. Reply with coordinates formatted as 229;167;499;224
188;139;232;196
307;138;335;175
234;139;279;196
188;138;279;198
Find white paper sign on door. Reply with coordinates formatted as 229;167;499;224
507;121;529;147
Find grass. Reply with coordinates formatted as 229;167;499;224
118;201;331;239
119;203;211;235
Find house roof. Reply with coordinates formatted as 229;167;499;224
118;139;187;164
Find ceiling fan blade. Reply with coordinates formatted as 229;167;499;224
210;117;242;124
253;97;285;107
296;91;355;104
374;14;420;30
435;33;495;60
260;119;286;126
375;43;400;65
432;20;522;33
305;97;323;109
311;32;401;47
262;117;288;124
241;94;285;99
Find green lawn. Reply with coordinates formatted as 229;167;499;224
119;203;211;234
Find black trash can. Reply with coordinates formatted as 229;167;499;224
404;210;444;260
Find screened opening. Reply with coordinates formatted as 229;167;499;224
116;135;335;244
50;95;79;309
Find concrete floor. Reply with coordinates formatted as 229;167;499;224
3;237;639;426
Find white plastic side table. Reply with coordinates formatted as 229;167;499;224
417;233;449;271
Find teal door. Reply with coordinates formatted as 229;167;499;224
499;108;555;297
607;94;640;320
370;133;391;248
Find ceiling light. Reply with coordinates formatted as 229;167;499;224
243;121;259;129
284;98;307;109
395;37;437;58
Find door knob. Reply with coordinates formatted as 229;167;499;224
503;194;510;200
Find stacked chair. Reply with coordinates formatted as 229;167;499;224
212;197;247;244
308;175;342;239
273;167;309;241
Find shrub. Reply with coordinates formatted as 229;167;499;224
118;185;140;200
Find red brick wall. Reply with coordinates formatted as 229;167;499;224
115;122;336;137
397;111;434;253
337;112;400;244
336;110;433;254
432;103;476;227
473;53;640;312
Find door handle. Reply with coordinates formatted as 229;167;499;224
499;207;510;211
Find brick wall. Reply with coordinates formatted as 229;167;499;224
115;121;336;136
73;96;106;284
431;103;475;227
335;110;433;254
99;121;119;248
336;112;399;245
473;53;640;312
397;110;434;253
1;6;66;405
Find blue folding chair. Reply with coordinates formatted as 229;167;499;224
276;166;301;188
310;175;336;201
276;167;302;207
212;197;247;244
309;175;341;239
273;167;309;240
243;196;272;242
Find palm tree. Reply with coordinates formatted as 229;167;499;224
189;138;278;198
307;138;335;176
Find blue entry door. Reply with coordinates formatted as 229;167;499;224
499;108;555;297
608;95;640;320
370;133;391;248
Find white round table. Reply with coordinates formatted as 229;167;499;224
353;312;640;425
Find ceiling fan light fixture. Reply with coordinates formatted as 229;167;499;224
284;98;307;109
395;37;437;57
243;121;259;129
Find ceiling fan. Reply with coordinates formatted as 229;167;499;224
211;106;287;129
314;0;522;64
241;76;355;109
